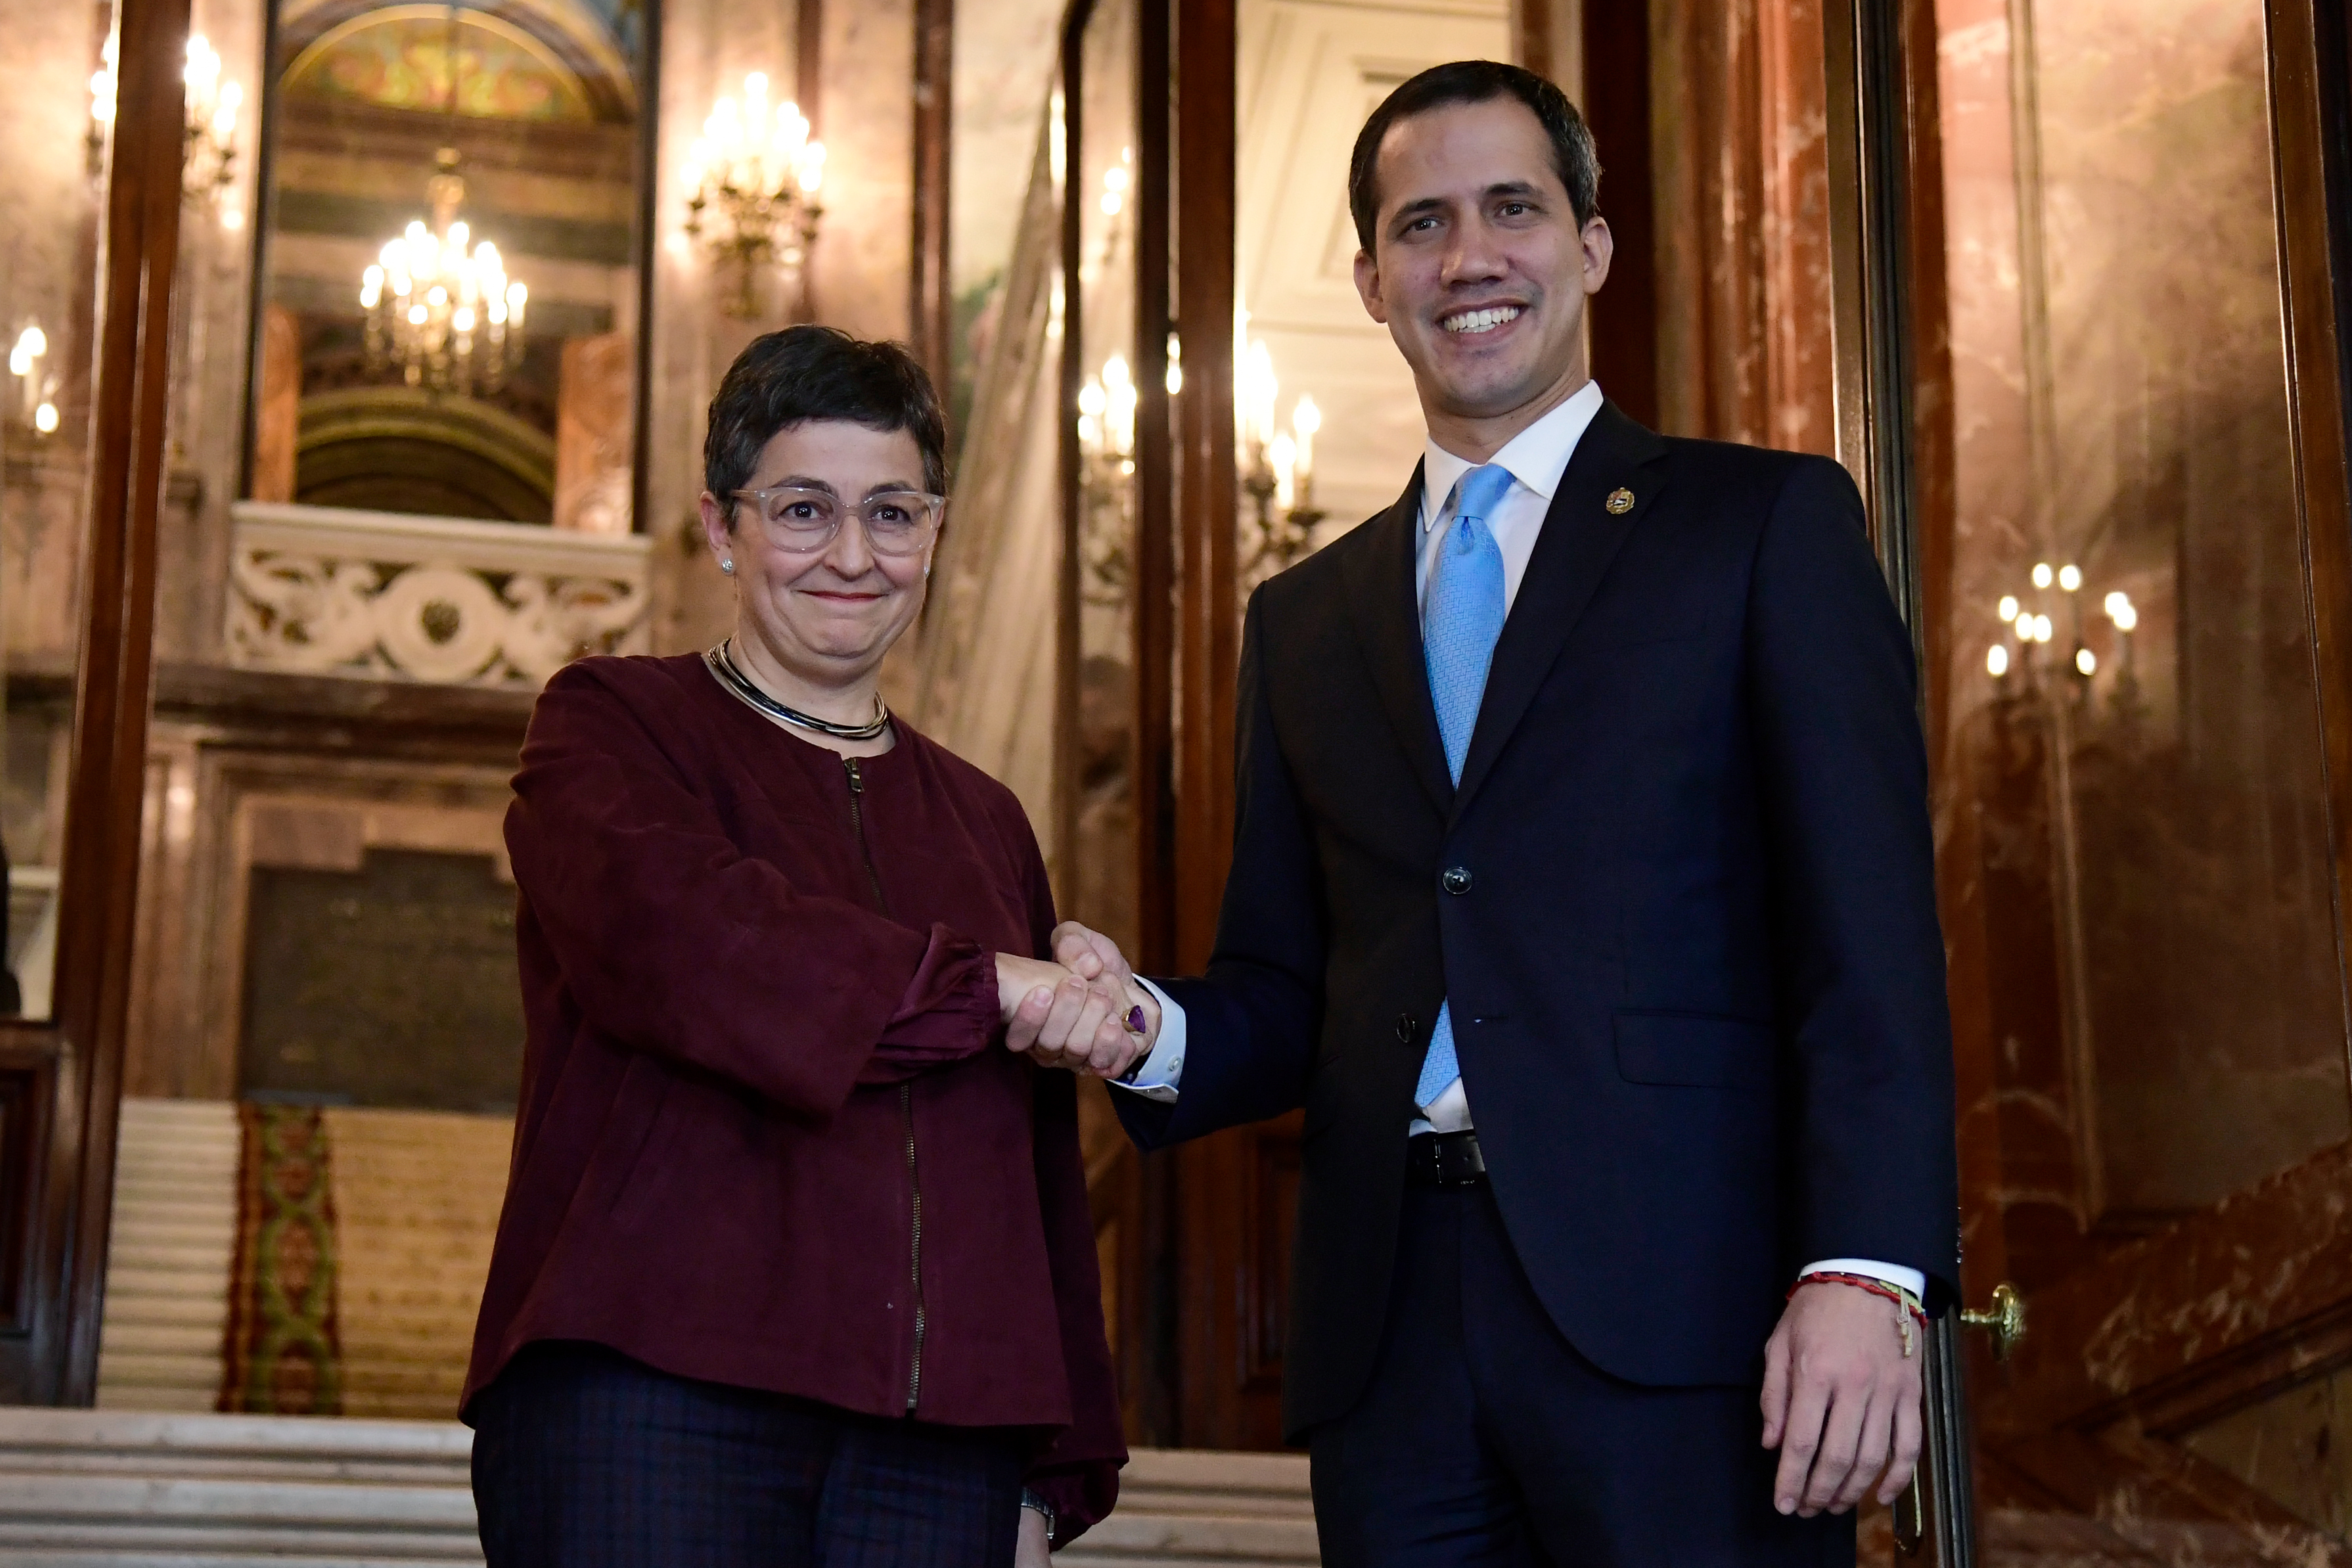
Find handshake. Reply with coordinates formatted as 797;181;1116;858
994;923;1160;1080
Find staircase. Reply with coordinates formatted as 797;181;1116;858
0;1410;1318;1565
94;1100;239;1412
93;1100;513;1419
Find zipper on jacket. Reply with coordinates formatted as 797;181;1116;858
901;1083;926;1413
843;758;889;912
844;755;926;1414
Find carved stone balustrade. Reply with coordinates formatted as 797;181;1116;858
227;502;652;687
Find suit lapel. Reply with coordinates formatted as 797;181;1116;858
1450;402;1671;821
1340;462;1453;818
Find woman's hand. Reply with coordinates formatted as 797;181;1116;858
1015;1502;1052;1566
998;953;1150;1079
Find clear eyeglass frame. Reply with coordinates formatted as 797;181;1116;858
730;486;947;557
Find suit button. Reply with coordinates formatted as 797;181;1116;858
1441;866;1473;895
1396;1013;1416;1042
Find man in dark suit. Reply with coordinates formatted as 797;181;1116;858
1016;58;1956;1565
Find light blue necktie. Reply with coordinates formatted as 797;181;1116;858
1414;462;1516;1112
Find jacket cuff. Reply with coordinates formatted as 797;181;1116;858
1020;1461;1119;1546
858;925;999;1083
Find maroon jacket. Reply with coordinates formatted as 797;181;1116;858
463;653;1124;1534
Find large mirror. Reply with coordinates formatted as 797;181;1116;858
246;0;647;529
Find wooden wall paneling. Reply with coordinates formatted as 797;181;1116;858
1511;0;1579;95
1055;0;1089;982
1132;0;1175;981
1578;0;1658;429
1126;0;1182;1450
2267;0;2352;1092
1649;0;1835;454
1819;0;1921;627
1165;0;1301;1454
911;0;954;398
16;0;191;1406
1820;0;1974;1555
1058;0;1178;1447
1170;0;1236;977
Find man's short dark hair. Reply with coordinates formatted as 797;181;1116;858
703;325;949;514
1347;60;1601;252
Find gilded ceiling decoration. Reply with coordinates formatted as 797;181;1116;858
283;7;595;123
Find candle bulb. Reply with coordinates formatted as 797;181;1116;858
1238;340;1278;462
1291;395;1320;508
1270;433;1297;511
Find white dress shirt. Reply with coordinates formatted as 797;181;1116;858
1108;382;1924;1301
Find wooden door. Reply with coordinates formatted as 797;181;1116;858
0;0;188;1402
1857;0;2352;1556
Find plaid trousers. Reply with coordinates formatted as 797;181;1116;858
471;1342;1025;1567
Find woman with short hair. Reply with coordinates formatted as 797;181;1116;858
465;325;1145;1567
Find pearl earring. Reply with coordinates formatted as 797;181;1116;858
721;559;735;575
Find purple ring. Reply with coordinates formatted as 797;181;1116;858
1125;1005;1148;1035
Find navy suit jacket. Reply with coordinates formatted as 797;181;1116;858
1115;402;1959;1442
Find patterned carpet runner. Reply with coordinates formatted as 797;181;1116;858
222;1104;343;1414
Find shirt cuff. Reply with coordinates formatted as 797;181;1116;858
1798;1258;1927;1302
1105;978;1184;1102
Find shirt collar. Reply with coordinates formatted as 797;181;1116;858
1419;379;1607;531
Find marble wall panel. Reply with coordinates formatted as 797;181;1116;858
553;331;635;533
160;0;269;666
812;0;915;348
1649;0;1835;454
1931;0;2347;1288
2184;1364;2352;1540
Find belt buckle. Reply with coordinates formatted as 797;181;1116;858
1417;1130;1485;1188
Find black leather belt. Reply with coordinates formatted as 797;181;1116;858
1407;1130;1487;1188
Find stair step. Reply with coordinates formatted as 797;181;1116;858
100;1324;224;1355
0;1411;1318;1563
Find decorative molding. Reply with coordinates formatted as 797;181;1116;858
226;501;651;687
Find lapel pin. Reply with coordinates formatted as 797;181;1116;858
1605;487;1636;515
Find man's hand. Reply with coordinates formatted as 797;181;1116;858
1052;920;1135;988
997;953;1154;1079
1760;1281;1923;1517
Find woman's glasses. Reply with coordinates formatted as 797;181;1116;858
731;486;945;557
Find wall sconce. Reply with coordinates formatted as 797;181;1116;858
683;73;826;320
181;34;243;214
1989;562;2141;710
1237;336;1323;580
9;325;60;438
87;36;115;177
84;31;243;219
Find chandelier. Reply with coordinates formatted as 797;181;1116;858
360;148;528;394
684;73;827;319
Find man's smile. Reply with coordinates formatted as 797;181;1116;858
1440;304;1525;335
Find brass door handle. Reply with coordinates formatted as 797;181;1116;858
1960;1281;2025;1360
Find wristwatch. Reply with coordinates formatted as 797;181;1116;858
1019;1486;1056;1546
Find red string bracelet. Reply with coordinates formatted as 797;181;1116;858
1789;1270;1928;1357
